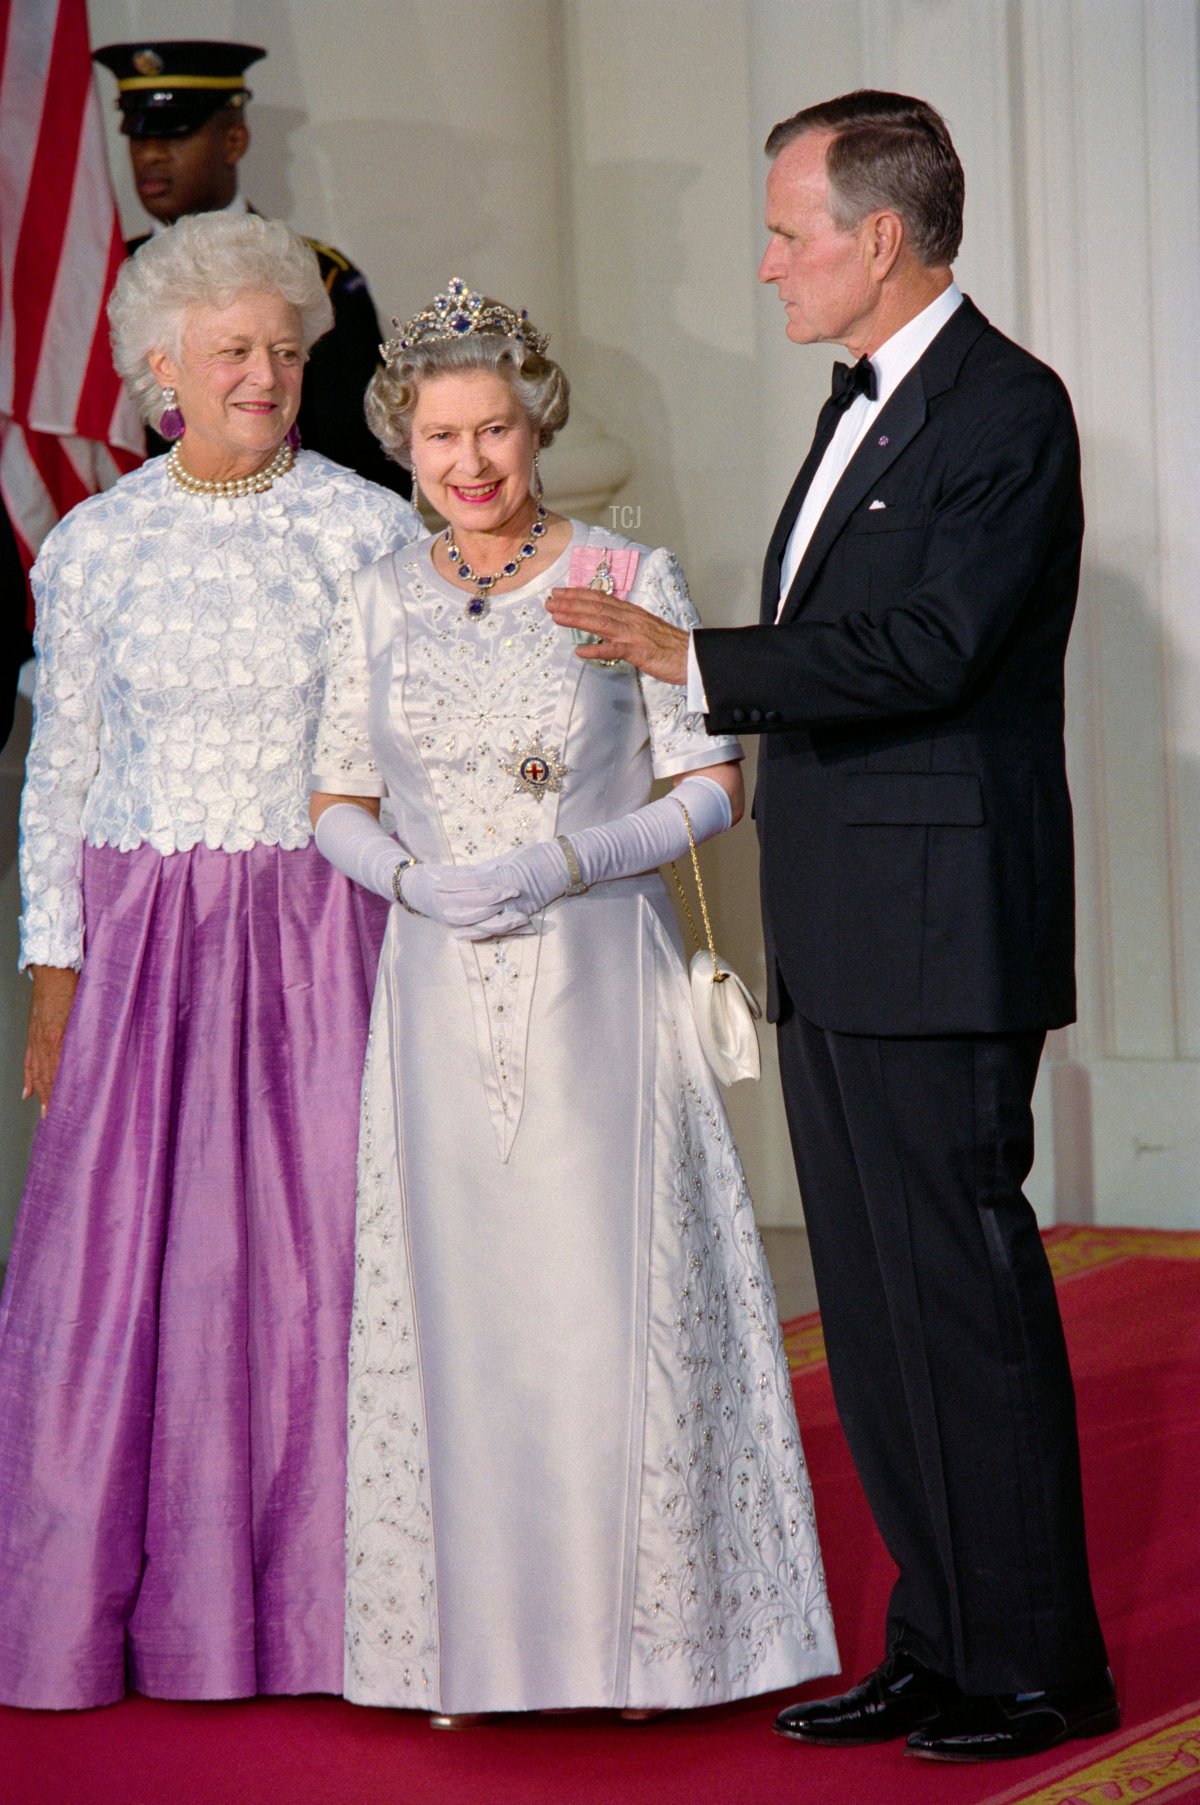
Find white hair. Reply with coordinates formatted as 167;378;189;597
108;212;335;425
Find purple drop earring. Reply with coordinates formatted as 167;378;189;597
285;422;301;451
158;386;184;440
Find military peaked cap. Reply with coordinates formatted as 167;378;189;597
92;40;265;138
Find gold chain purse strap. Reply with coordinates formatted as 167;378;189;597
669;802;726;984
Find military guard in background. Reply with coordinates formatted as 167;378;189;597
92;39;410;497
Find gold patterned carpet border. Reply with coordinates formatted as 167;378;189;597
1041;1224;1200;1280
781;1225;1200;1373
983;1705;1200;1805
781;1312;828;1372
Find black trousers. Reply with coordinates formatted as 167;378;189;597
776;1001;1107;1695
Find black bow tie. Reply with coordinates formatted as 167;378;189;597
830;356;878;410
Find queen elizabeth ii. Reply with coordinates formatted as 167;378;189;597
0;211;419;1709
310;281;839;1721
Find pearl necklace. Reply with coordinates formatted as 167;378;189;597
165;440;295;499
444;504;548;620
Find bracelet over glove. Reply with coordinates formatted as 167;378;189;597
454;772;735;936
312;802;528;934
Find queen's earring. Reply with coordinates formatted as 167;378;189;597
532;451;544;503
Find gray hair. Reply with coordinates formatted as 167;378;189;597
108;212;335;425
366;330;570;470
766;90;964;268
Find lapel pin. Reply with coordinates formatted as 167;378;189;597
878;434;889;446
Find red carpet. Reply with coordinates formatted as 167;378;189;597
2;1225;1198;1805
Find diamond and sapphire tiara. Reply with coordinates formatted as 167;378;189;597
381;277;549;365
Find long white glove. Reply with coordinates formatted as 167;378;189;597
460;772;734;936
313;802;528;934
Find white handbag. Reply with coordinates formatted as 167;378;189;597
671;805;762;1086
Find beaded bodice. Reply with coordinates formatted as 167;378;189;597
313;523;739;1156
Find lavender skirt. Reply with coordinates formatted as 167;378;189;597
0;841;386;1709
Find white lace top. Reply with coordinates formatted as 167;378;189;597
19;452;419;970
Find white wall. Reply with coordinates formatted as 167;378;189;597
3;0;1194;1254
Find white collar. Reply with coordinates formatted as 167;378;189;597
867;282;963;404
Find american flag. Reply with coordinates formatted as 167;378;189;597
0;0;143;630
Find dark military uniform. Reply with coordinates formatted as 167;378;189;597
95;38;409;496
291;237;407;494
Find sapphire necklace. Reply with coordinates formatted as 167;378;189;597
444;505;548;620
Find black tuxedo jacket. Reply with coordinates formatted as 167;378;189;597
694;298;1081;1036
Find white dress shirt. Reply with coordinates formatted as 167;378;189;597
686;281;963;711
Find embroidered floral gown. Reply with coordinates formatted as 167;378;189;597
312;523;838;1714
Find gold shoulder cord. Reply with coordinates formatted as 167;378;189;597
303;237;350;271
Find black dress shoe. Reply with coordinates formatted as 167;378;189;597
774;1649;962;1746
906;1667;1120;1761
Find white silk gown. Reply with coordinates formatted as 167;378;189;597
312;523;839;1714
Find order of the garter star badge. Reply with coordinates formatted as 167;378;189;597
503;735;567;801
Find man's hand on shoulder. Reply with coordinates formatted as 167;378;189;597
545;588;690;685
